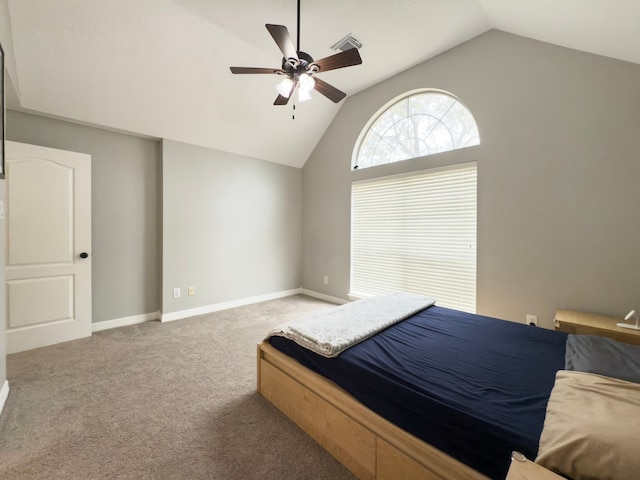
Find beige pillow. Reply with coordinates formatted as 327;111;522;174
536;370;640;480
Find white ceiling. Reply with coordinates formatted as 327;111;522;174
3;0;640;167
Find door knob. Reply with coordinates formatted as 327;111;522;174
79;252;89;259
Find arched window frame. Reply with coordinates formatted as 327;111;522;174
352;89;480;170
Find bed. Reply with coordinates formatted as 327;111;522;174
258;294;640;480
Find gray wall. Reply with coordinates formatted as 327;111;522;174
4;112;303;325
161;140;302;315
6;111;161;323
302;30;640;329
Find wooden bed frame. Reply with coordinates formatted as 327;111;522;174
257;308;613;479
258;342;490;480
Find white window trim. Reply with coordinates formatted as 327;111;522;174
352;88;480;171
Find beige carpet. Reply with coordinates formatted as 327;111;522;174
0;295;357;480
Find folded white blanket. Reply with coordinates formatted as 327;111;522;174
267;292;435;358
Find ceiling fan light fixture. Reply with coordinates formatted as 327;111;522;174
298;88;312;102
298;73;316;92
276;77;294;97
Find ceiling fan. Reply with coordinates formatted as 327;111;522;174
230;0;362;105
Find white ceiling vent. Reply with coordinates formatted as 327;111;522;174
331;34;363;52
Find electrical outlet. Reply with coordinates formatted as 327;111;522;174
526;314;538;327
323;276;329;285
173;288;181;298
188;286;195;296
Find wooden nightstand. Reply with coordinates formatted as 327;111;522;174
554;309;640;346
505;453;564;480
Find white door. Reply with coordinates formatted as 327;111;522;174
6;141;91;354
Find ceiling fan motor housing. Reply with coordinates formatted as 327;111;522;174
283;51;316;76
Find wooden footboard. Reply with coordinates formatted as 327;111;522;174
257;342;489;480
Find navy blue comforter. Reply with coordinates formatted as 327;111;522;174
269;306;567;479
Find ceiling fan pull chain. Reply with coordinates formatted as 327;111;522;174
292;104;296;120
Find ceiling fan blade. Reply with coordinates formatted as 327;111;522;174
274;94;291;106
314;77;347;103
311;48;362;73
230;67;283;74
266;24;298;62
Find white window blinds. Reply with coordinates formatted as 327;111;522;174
350;162;477;312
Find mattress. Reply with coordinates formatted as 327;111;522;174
268;305;567;479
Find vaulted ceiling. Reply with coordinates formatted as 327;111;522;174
2;0;640;167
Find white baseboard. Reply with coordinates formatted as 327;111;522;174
0;380;9;418
299;289;349;305
160;288;304;322
92;290;348;330
92;311;161;332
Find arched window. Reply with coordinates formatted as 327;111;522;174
353;89;479;170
